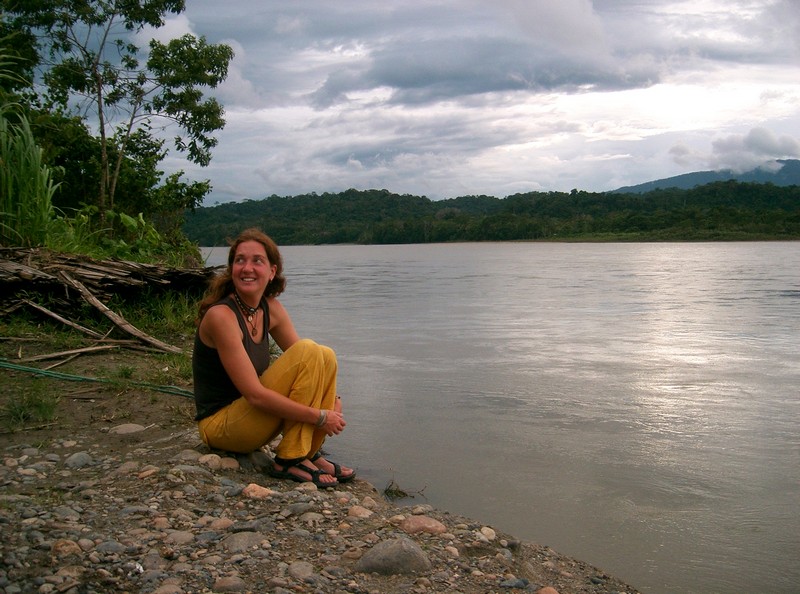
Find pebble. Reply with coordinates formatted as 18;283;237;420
64;451;93;468
0;429;641;594
398;515;447;535
213;575;247;591
354;537;432;575
108;423;147;435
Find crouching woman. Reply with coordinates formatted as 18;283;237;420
192;228;355;488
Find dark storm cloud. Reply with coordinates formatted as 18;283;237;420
306;36;660;109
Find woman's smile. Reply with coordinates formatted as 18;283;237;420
232;240;275;303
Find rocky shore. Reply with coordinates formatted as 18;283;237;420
0;327;642;594
0;416;642;594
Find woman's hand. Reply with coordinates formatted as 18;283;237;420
320;409;346;436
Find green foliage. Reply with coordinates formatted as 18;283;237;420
115;365;135;380
105;210;163;257
147;34;233;167
43;204;106;253
37;201;199;266
2;0;231;250
0;107;60;246
183;183;800;245
109;286;200;341
3;379;60;430
27;110;101;213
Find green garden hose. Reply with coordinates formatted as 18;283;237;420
0;358;194;398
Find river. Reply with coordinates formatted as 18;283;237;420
202;241;800;593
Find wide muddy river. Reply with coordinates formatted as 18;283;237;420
203;241;800;593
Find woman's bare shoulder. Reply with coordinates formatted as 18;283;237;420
203;301;236;323
199;302;240;346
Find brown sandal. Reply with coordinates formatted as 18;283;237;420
310;451;356;483
269;457;338;488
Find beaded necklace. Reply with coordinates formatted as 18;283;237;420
233;292;260;336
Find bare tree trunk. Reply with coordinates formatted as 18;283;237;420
108;104;141;209
95;66;109;222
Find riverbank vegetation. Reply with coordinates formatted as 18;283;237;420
0;251;209;429
0;2;233;265
3;3;799;260
183;183;800;246
0;1;234;432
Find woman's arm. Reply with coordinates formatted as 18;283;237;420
199;305;318;424
267;297;301;352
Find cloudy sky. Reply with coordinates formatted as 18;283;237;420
154;0;800;204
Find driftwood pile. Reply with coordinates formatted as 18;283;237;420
0;247;220;357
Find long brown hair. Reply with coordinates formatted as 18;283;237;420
196;228;286;324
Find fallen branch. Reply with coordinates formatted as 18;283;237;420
1;247;217;306
44;356;81;370
17;345;120;363
0;259;58;283
43;329;116;369
58;271;182;354
0;422;59;435
63;386;104;397
21;299;104;339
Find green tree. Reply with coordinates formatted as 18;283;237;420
3;0;233;219
27;109;100;212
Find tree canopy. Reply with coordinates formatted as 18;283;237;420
1;0;233;240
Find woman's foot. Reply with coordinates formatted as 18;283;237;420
269;458;338;487
310;454;356;483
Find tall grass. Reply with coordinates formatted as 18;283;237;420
0;53;199;264
0;63;60;247
114;288;199;340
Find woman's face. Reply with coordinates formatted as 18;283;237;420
231;240;276;299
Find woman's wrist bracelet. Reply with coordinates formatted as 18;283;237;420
315;409;328;427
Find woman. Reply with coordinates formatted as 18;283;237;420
192;228;355;488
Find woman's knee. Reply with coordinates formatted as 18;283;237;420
319;343;337;367
285;337;317;356
287;338;337;365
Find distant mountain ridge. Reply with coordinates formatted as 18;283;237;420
613;159;800;194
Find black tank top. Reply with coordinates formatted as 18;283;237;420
192;295;271;421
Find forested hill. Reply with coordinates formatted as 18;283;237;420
613;159;800;194
182;182;800;246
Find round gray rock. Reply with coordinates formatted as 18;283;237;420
354;537;432;575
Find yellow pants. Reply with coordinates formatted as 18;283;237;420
197;338;337;459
